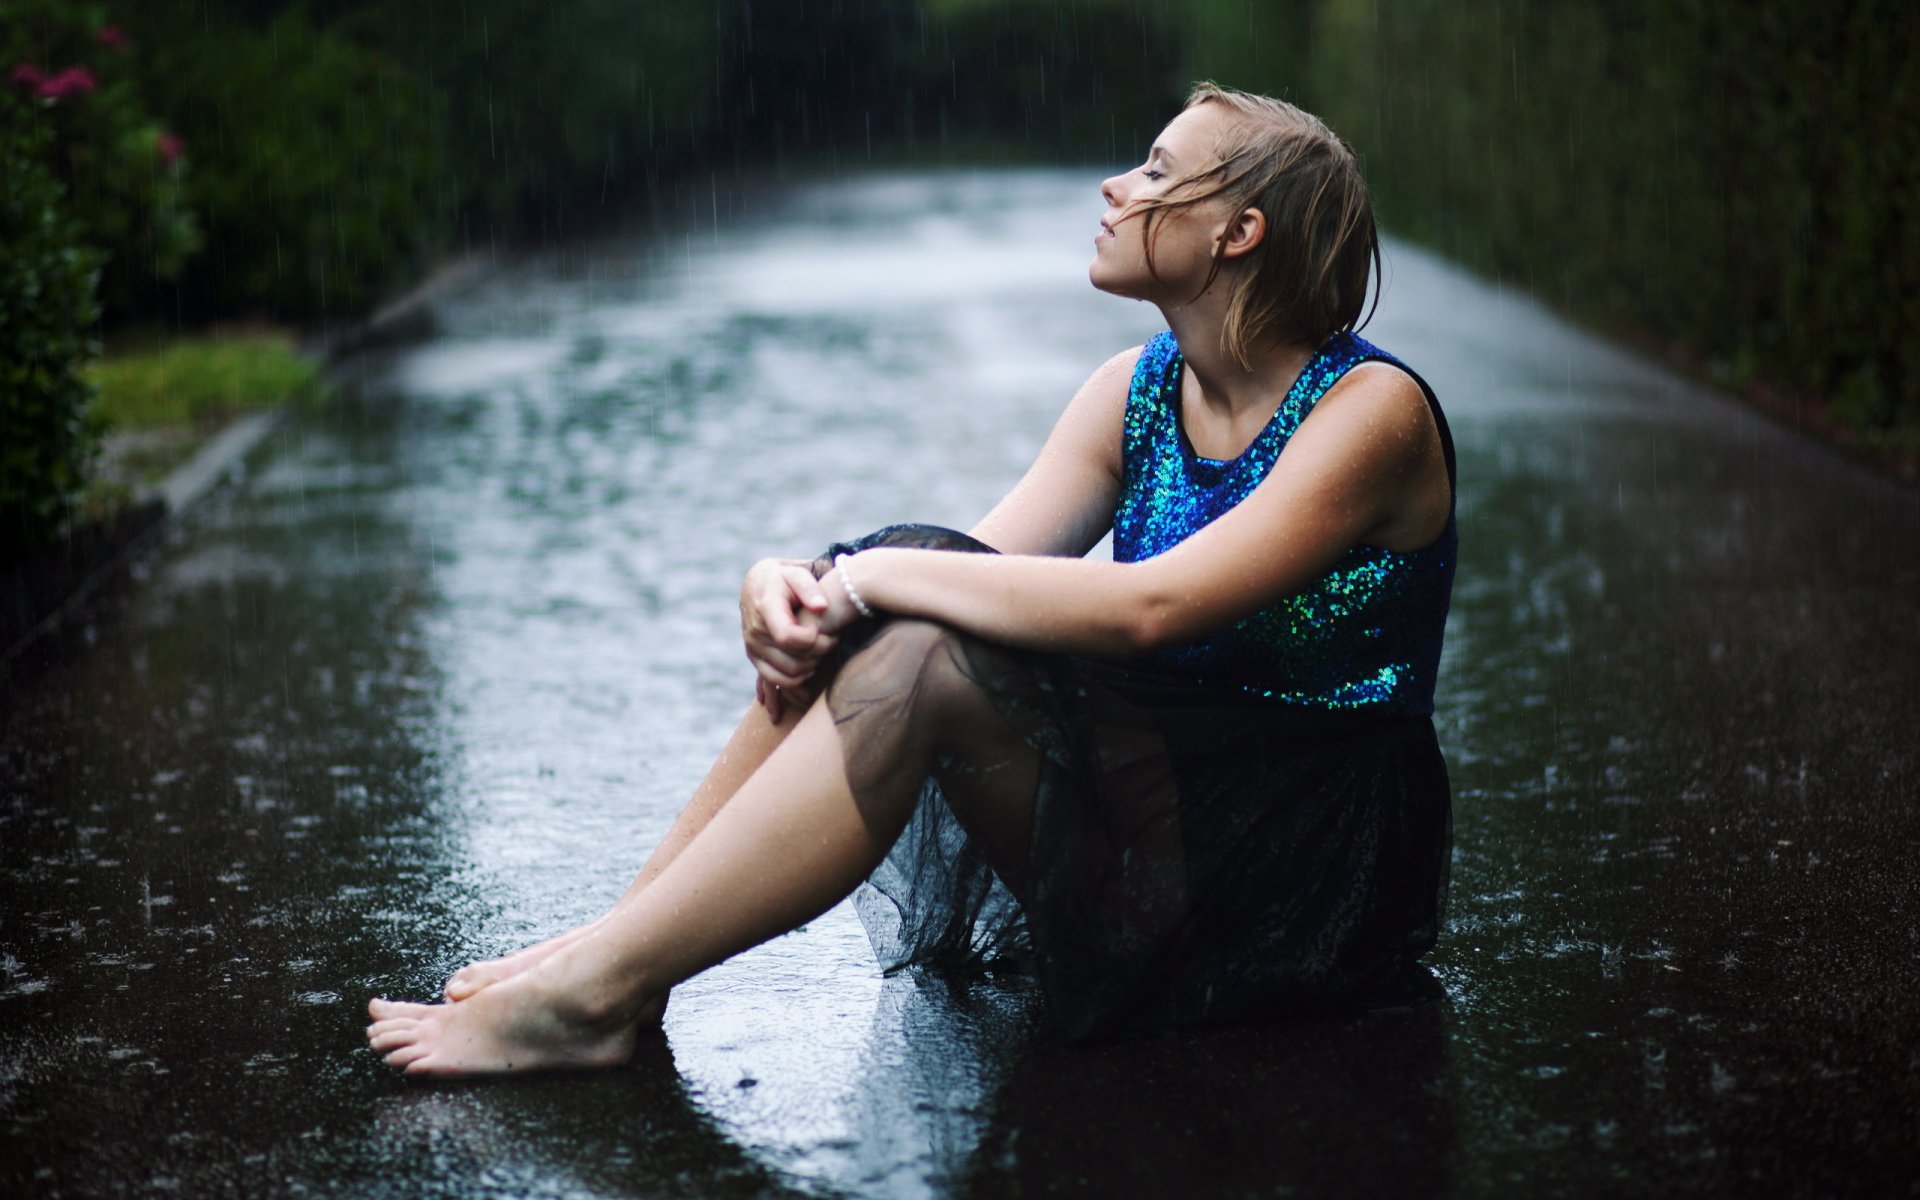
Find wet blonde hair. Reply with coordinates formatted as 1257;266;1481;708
1138;82;1381;367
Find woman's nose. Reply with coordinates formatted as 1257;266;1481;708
1100;174;1122;207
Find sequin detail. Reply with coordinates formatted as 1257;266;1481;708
1113;329;1457;712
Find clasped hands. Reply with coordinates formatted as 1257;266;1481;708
739;555;867;721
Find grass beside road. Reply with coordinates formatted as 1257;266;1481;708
79;332;326;517
87;332;324;431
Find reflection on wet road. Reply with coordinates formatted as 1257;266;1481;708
3;170;1916;1197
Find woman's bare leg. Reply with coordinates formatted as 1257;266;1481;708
373;698;914;1074
370;624;1042;1077
443;693;813;1001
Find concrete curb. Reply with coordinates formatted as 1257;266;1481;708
306;253;492;364
155;410;283;513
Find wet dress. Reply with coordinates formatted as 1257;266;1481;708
815;328;1457;1043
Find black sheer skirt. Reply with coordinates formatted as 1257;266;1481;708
816;525;1451;1044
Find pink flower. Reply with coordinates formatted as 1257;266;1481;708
155;130;184;165
96;24;128;50
9;63;47;91
35;67;98;101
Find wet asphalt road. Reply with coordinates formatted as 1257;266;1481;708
2;169;1917;1198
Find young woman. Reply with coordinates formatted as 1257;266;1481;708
367;83;1457;1075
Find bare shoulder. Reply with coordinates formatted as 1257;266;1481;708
1072;344;1143;409
1295;359;1438;464
1317;360;1432;425
1291;359;1449;548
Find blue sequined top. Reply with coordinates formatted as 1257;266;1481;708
1113;330;1457;713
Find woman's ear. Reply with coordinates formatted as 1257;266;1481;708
1218;206;1266;260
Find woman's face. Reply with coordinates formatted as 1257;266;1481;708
1091;102;1237;302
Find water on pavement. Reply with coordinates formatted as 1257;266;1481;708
3;169;1917;1198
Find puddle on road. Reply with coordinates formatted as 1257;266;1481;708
3;170;1916;1198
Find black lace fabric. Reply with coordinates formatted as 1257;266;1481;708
815;525;1451;1043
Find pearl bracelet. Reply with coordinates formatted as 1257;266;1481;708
834;554;875;619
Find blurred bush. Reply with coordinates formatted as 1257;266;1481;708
328;0;720;241
1294;0;1918;443
121;6;444;319
1;0;199;319
0;95;103;560
112;0;724;313
724;0;1181;163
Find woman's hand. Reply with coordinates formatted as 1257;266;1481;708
815;554;874;637
741;558;838;721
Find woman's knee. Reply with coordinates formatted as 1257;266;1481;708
835;618;1000;728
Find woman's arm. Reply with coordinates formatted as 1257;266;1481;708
831;363;1448;657
740;346;1137;715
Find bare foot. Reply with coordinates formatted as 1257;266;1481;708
443;921;671;1027
367;970;648;1077
443;921;602;1001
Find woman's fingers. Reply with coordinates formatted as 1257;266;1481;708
756;565;832;641
747;634;835;677
753;655;811;690
798;627;838;657
750;639;820;679
757;676;784;722
755;586;842;655
759;602;818;654
781;564;831;614
741;558;844;716
743;558;840;648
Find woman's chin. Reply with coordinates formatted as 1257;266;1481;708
1087;273;1152;303
1086;262;1134;298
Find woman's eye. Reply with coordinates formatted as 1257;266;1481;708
1141;169;1165;181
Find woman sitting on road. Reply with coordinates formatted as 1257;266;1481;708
368;82;1458;1075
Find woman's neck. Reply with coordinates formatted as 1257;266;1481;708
1161;303;1316;422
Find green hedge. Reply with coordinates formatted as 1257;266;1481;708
124;8;445;318
1290;0;1918;440
0;97;102;561
111;0;725;316
363;1;719;237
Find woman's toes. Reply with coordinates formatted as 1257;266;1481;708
444;971;488;1001
369;1024;417;1052
368;997;434;1020
385;1043;431;1069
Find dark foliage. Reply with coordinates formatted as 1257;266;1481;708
0;0;198;321
0;97;102;562
1300;0;1918;441
712;0;1183;164
11;0;1910;446
119;6;444;318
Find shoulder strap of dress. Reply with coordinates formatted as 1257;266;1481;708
1122;331;1181;462
1270;335;1350;444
